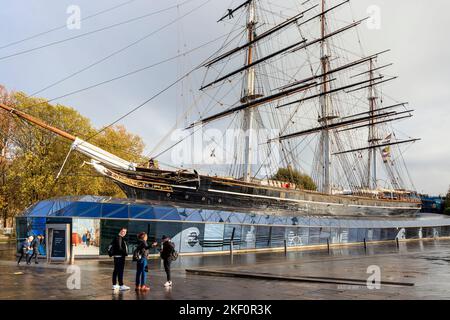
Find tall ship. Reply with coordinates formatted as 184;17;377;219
1;0;421;217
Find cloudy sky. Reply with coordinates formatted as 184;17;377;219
1;0;449;195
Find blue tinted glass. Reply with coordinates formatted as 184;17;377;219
28;200;54;217
153;206;181;221
129;205;154;220
101;203;129;219
72;202;101;218
184;210;204;222
203;224;224;252
232;212;247;224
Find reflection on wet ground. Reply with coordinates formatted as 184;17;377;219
1;239;450;299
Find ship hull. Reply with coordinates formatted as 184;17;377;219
93;163;421;217
118;182;419;217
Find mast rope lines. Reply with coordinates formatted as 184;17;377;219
0;3;245;175
0;0;197;62
8;0;208;98
0;0;139;50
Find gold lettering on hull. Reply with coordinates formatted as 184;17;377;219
104;168;173;193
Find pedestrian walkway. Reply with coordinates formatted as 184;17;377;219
1;239;450;299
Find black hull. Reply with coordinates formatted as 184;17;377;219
91;163;421;218
109;178;419;219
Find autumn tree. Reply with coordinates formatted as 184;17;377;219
272;167;317;191
444;187;450;215
0;85;16;227
0;90;146;225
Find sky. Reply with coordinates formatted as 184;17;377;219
1;0;449;195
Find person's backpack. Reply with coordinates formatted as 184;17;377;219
169;242;178;261
132;247;142;262
170;249;179;261
107;242;114;257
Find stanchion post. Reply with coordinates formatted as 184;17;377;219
230;240;233;256
364;238;367;252
327;238;330;254
284;239;287;256
396;237;399;249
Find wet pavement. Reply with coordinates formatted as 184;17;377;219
1;239;450;300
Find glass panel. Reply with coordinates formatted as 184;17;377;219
240;225;256;249
308;228;320;245
330;228;340;244
184;210;204;222
347;229;359;242
154;222;183;253
338;228;350;243
357;228;367;242
101;204;129;219
16;217;28;253
65;202;102;218
395;228;407;240
99;220;129;255
175;223;205;253
270;227;285;248
203;224;224;252
28;200;54;217
405;227;420;239
319;227;331;244
72;218;100;256
223;224;241;250
440;226;450;237
153;207;181;221
129;205;155;220
255;226;270;248
126;220;151;254
285;228;300;247
28;217;46;237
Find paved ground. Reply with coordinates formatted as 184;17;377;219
1;239;450;300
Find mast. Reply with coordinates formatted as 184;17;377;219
242;0;257;182
319;0;332;194
367;58;377;189
0;103;136;171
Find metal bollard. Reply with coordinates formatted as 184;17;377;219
284;239;287;256
230;240;233;256
396;237;399;248
363;238;367;252
327;238;330;254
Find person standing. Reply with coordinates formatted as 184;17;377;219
159;235;175;287
17;236;33;265
27;235;43;264
111;228;130;291
134;232;151;292
86;231;91;247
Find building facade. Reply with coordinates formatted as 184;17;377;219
16;195;450;257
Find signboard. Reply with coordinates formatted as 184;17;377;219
46;224;70;263
51;229;66;258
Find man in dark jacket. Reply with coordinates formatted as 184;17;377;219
111;228;130;291
27;235;43;264
17;236;33;265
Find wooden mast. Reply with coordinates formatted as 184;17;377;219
320;0;332;194
0;103;76;141
367;59;377;189
242;0;257;182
